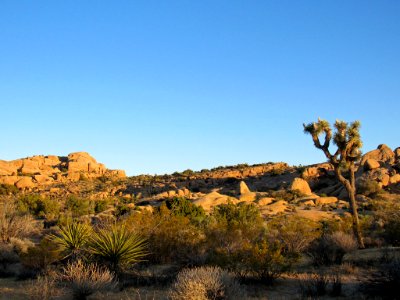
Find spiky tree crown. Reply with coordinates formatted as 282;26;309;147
303;118;362;166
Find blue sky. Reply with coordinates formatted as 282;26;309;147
1;1;399;175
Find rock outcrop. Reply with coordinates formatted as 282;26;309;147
290;178;312;195
0;152;126;189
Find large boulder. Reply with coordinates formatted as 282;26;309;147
15;177;35;189
238;181;251;194
290;178;312;195
193;192;237;212
364;159;380;170
361;144;395;166
67;152;106;174
0;161;18;176
0;176;19;185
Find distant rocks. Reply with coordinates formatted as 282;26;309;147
0;152;126;189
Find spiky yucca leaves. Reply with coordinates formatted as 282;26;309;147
49;222;92;260
88;224;148;272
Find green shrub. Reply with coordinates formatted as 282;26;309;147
165;197;206;223
358;179;382;197
94;199;109;214
65;196;94;217
0;184;19;195
16;195;60;219
267;215;320;260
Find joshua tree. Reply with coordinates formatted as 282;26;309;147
303;119;365;248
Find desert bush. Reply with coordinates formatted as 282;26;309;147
0;243;19;277
297;272;330;298
307;231;357;265
330;272;342;297
66;196;94;217
125;207;206;265
358;179;382;197
169;266;244;300
62;259;116;300
20;238;61;277
211;202;262;229
267;215;320;259
89;223;148;272
49;221;92;260
0;201;37;243
27;275;65;300
0;183;19;195
94;199;110;213
16;195;60;219
164;197;206;223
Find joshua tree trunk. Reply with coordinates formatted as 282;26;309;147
335;166;365;248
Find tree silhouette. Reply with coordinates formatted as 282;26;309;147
303;119;364;248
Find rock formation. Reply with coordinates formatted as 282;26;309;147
0;152;126;189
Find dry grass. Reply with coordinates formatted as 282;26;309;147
26;275;66;300
61;259;117;299
0;202;37;243
169;266;244;300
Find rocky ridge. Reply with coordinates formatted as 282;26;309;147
0;152;125;190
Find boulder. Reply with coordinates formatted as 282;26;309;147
238;181;251;194
364;159;380;170
34;175;54;185
0;161;18;176
389;174;400;185
361;144;395;166
239;192;257;202
290;178;312;195
316;197;338;206
394;147;400;162
256;197;274;206
15;177;35;189
303;200;316;207
193;192;237;212
67;152;106;174
260;200;289;215
0;176;19;185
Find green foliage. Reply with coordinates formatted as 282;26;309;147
358;179;382;197
49;221;92;259
211;202;262;229
164;197;206;223
267;215;320;259
94;199;109;214
65;196;94;217
89;224;148;271
0;184;19;195
16;195;60;219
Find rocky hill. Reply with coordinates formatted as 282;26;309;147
0;152;126;189
1;145;400;219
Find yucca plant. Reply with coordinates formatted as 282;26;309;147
88;223;148;272
49;221;92;260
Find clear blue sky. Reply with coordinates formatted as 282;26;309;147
1;1;399;175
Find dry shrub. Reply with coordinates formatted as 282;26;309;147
169;266;244;300
0;201;37;243
307;231;357;265
27;275;65;300
0;243;19;277
62;259;117;300
297;272;330;298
